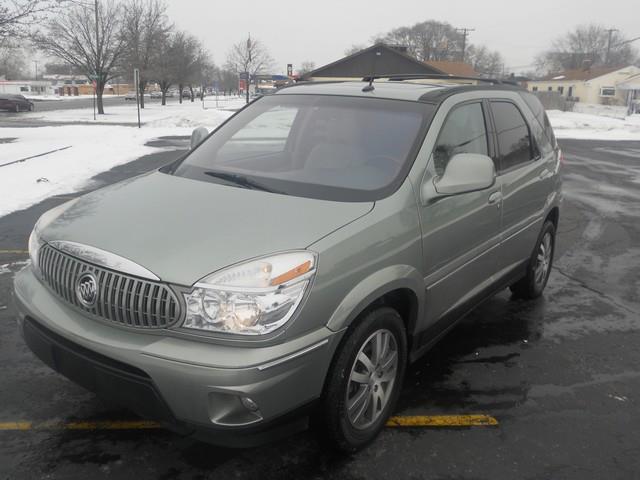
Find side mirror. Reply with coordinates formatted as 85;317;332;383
190;127;209;149
432;153;495;195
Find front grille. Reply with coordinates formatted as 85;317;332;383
38;244;180;328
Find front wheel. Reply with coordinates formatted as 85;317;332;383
318;307;407;452
510;220;556;299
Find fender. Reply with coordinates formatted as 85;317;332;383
325;264;425;333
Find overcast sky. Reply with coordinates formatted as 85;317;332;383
166;0;638;75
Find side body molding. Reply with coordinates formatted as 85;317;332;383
325;264;425;333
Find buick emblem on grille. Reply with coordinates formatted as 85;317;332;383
76;272;98;308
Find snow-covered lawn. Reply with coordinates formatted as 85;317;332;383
23;97;244;126
0;101;241;218
547;110;640;140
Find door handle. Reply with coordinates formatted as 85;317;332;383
488;191;502;206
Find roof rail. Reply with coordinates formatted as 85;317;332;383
361;73;520;87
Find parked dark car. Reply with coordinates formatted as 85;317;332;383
0;94;34;112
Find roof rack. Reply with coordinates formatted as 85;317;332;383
361;73;520;87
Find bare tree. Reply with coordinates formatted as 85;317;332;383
169;31;198;104
298;60;315;76
466;45;503;77
377;21;462;62
33;0;126;114
0;0;62;43
0;41;26;79
344;44;366;56
121;0;169;108
214;67;238;95
536;24;638;73
154;30;179;105
225;36;274;103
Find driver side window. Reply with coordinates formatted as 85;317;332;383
433;102;488;176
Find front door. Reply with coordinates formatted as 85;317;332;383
419;101;502;324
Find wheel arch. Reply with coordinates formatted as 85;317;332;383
325;265;424;344
545;206;559;229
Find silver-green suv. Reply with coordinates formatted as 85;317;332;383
14;76;561;452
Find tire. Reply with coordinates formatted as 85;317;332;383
318;307;407;453
510;220;556;299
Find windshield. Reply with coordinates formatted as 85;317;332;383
172;94;434;201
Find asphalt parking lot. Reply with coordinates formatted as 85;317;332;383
1;139;639;479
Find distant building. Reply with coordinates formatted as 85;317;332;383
301;44;478;82
42;74;127;96
526;65;640;106
0;80;53;96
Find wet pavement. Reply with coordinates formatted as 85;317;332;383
0;139;639;479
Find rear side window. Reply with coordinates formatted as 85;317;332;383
432;102;488;176
491;101;534;171
519;92;557;150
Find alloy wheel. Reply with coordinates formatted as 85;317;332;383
534;232;552;287
346;328;398;430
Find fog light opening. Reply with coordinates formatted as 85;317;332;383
241;396;259;412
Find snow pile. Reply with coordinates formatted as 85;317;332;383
547;110;640;140
0;102;238;218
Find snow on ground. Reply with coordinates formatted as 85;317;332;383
548;110;640;141
23;96;244;126
0;100;241;218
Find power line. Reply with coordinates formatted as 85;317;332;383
455;27;475;62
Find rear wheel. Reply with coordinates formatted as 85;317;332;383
318;307;407;452
510;220;555;299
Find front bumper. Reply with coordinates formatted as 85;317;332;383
13;265;341;446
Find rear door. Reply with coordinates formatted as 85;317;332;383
420;100;502;323
488;99;554;276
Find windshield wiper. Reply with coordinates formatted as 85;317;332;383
203;171;280;193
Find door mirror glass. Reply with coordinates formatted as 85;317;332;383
190;127;209;149
433;153;495;195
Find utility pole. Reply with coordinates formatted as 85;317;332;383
456;27;475;62
245;33;251;104
33;60;38;80
605;28;619;66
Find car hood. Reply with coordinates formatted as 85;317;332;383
40;172;373;286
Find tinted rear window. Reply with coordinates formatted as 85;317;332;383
491;101;534;170
172;94;434;202
519;92;557;149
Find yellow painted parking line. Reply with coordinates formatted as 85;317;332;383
386;414;498;427
0;422;32;430
0;250;28;254
0;415;498;431
61;420;162;430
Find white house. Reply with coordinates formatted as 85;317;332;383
0;79;53;96
526;65;640;106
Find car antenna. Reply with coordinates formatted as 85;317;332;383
362;50;381;92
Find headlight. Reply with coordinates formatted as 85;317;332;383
183;251;316;335
28;228;43;273
28;198;79;274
